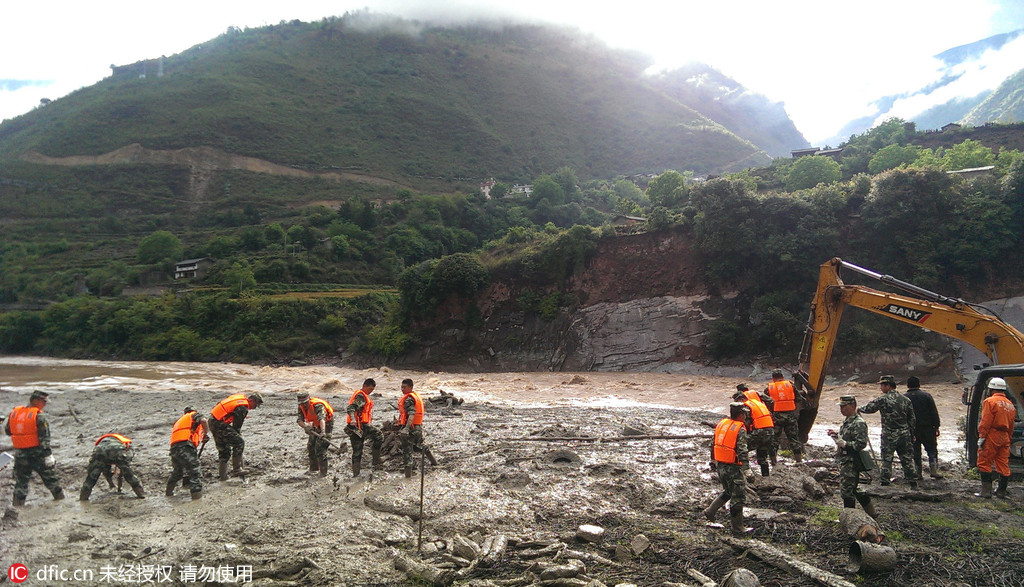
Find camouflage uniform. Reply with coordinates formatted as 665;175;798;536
210;404;248;464
81;436;143;499
837;412;870;504
5;406;64;504
297;401;334;468
346;391;383;475
167;443;203;495
771;410;802;455
859;389;919;483
714;426;748;508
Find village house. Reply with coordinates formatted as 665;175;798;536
174;257;214;280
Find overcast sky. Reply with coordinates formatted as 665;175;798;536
2;0;1023;144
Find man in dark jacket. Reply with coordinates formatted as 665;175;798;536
904;376;943;479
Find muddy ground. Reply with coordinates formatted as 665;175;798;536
1;364;1023;586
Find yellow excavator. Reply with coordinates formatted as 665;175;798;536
793;257;1024;472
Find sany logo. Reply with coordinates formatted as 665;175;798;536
877;303;931;323
8;563;28;583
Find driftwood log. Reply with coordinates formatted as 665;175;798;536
839;508;884;544
862;487;951;501
719;537;857;587
251;556;321;581
508;434;711;442
391;549;454;587
686;567;718;586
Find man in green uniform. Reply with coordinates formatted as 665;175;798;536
828;395;876;517
859;375;918;487
209;392;263;480
397;379;438;478
703;402;751;537
346;378;384;477
296;392;334;476
5;391;65;505
167;406;210;500
79;433;145;500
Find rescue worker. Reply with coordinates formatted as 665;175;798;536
80;433;144;501
859;375;919;488
904;376;943;479
296;392;334;476
976;377;1017;499
4;390;65;505
828;395;876;517
209;392;263;480
733;384;774;476
397;379;438;478
346;378;384;477
765;369;803;463
167;406;209;500
703;402;751;537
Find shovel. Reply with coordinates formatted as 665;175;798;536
305;428;347;455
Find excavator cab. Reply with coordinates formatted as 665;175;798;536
963;367;1024;477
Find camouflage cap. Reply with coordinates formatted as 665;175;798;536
878;375;896;386
183;405;197;414
248;392;264;406
736;383;749;391
29;390;49;401
732;390;746;401
838;395;857;406
771;369;783;378
296;392;310;403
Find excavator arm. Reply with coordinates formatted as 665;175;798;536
794;257;1024;441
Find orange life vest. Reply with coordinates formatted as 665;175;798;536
96;433;132;448
397;391;424;426
713;418;744;465
170;412;204;447
768;380;797;412
744;397;774;430
7;406;41;449
211;394;249;424
347;390;374;425
300;398;335;425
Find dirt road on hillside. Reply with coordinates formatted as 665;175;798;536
0;361;1019;586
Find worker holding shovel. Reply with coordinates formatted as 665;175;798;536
346;378;383;477
297;392;335;476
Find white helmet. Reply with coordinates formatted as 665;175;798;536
987;377;1007;391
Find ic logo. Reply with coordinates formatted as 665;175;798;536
8;563;28;583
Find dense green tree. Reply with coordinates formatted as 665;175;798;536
532;175;566;206
785;156;841;191
223;263;256;297
646;171;688;208
552;167;581;202
942;139;995;170
868;144;921;174
137;230;183;264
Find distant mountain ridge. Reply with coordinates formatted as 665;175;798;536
0;15;809;187
824;28;1024;146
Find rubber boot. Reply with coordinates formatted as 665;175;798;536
729;505;748;537
996;476;1010;499
165;479;176;497
770;451;777;466
12;496;26;507
218;461;228;481
371;447;383;469
191;489;202;501
319;459;328;477
352;455;361;477
857;494;877;518
929;457;944;479
308;457;320;474
231;453;243;476
759;462;770;477
79;486;92;502
424;448;438;466
793;450;803;463
132;484;146;499
975;477;993;499
182;477;189;488
405;465;414;479
703;494;728;523
52;488;65;501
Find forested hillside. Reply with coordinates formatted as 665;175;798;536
1;12;1023;369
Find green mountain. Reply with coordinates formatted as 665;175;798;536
961;67;1024;126
0;15;777;185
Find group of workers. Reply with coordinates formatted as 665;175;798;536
706;370;1017;537
4;377;435;506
